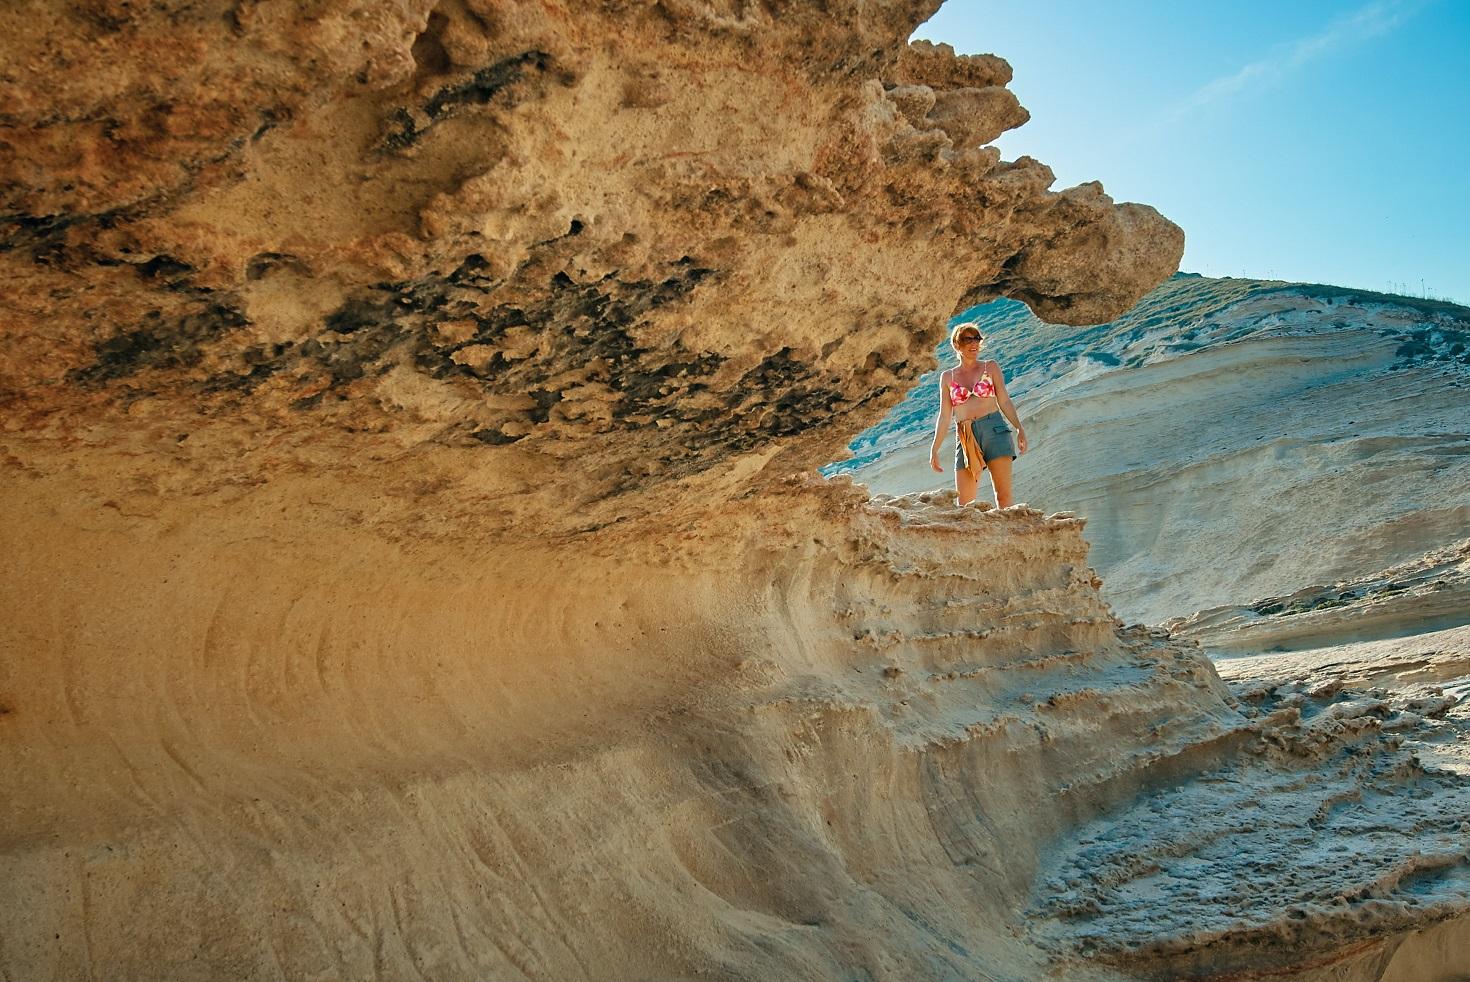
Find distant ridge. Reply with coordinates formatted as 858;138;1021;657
827;272;1470;478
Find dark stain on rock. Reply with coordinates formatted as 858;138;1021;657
426;51;555;116
324;297;384;336
526;388;562;424
611;347;726;420
470;428;523;445
250;110;285;142
448;252;500;289
224;3;246;35
379;108;421;153
70;302;251;386
61;235;853;484
299;320;402;387
438;265;726;424
721;347;849;435
291;391;325;411
245;255;511;402
0;212;85;256
202;342;290;395
201;360;279;395
379;50;559;152
573;344;855;490
246;252;309;280
733;348;808;396
1;203;144;264
75;4;134;33
137;254;193;281
220;258;731;440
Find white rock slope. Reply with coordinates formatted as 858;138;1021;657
842;274;1470;628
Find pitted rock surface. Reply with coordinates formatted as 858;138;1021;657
1;0;1182;541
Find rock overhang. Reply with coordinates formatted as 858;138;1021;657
0;1;1182;541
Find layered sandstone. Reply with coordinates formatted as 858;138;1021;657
13;2;1466;980
8;470;1469;979
840;275;1470;976
1;468;1232;979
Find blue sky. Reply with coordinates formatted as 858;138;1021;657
914;1;1470;304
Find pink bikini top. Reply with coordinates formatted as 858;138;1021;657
948;372;995;405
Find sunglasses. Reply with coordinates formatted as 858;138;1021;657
958;335;982;344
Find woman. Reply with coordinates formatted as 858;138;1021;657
928;322;1028;507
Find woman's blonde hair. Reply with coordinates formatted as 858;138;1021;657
949;322;985;352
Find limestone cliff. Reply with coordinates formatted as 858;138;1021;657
846;275;1470;625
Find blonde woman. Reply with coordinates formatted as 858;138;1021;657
928;323;1028;507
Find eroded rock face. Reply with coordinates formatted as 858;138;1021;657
0;3;1225;979
1;473;1244;980
0;0;1182;540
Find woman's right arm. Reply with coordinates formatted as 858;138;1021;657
930;370;952;472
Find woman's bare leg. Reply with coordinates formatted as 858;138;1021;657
987;455;1015;508
955;466;979;506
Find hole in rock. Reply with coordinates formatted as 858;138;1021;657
411;11;452;76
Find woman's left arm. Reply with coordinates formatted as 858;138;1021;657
992;361;1028;455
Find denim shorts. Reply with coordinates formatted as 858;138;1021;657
955;411;1017;470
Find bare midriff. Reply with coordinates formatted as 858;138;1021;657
953;397;1001;424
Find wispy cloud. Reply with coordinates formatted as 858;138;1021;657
1165;0;1431;121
